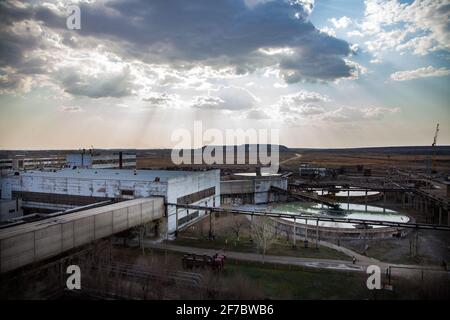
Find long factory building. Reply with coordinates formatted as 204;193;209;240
0;168;221;234
0;168;288;273
0;197;164;273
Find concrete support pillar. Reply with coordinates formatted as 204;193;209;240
315;219;319;248
402;193;406;209
365;190;368;212
209;211;213;239
212;211;216;237
347;190;350;210
293;218;296;247
175;206;179;236
438;206;442;225
305;218;308;241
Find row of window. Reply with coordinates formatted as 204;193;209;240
177;187;216;205
178;210;200;226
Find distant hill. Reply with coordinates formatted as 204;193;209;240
288;146;450;155
1;145;449;159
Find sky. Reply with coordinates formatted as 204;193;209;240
0;0;449;150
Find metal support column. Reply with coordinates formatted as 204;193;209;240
365;190;368;211
293;217;296;247
315;219;319;248
305;218;308;241
438;206;442;225
175;206;179;237
402;193;406;209
347;190;350;210
209;210;213;239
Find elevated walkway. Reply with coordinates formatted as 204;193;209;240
0;197;164;273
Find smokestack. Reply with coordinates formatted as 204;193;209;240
119;151;123;169
81;148;85;168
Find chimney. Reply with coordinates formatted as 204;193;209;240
81;148;85;168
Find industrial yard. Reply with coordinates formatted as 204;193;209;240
0;0;449;309
0;146;448;300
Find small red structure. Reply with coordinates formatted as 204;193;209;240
182;252;226;271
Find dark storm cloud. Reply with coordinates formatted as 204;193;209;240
0;1;61;92
54;66;137;98
73;0;353;80
0;0;356;96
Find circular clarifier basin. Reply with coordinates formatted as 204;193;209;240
319;186;380;197
232;202;410;231
273;202;410;229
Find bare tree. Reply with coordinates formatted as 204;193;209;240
251;216;277;263
229;214;246;241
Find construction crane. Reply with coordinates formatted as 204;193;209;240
428;123;439;175
432;123;439;173
432;123;439;147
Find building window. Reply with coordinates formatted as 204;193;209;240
121;189;134;196
178;210;200;226
177;187;215;204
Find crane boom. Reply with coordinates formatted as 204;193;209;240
432;123;439;147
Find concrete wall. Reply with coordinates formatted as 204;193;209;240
220;177;288;204
254;178;288;204
66;154;93;168
0;199;22;222
1;169;221;235
221;180;254;194
0;197;164;273
166;170;220;234
1;173;168;201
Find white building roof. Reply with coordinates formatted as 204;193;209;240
8;168;213;182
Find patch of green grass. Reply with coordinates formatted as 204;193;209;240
344;240;442;266
172;236;351;261
223;261;396;299
135;247;414;299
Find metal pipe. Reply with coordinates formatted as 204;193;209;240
166;203;450;231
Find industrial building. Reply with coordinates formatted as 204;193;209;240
0;151;137;173
220;174;288;205
0;156;65;171
0;198;23;222
298;164;330;178
0;168;220;234
0;197;164;273
66;151;136;169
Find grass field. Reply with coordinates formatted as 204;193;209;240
116;246;393;299
222;261;390;299
172;235;351;261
